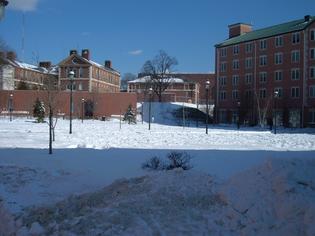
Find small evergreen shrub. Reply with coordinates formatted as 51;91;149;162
123;104;136;124
33;98;45;123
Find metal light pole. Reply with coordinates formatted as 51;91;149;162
148;87;153;130
205;81;210;134
81;98;85;123
274;91;279;134
237;101;241;130
0;0;9;21
9;93;13;122
68;71;74;134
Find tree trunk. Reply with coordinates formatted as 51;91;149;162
49;108;52;154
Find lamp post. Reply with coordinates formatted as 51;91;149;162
9;93;13;122
81;98;85;123
274;91;279;134
68;71;74;134
148;87;153;130
205;80;210;134
0;0;9;21
237;101;241;129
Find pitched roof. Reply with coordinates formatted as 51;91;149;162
216;16;315;48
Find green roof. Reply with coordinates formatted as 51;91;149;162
215;16;315;48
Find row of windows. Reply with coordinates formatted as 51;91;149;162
220;29;315;57
219;86;315;100
220;50;308;72
219;67;315;86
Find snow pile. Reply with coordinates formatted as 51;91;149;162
220;158;315;235
7;158;314;235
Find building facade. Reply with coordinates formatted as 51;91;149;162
215;15;315;127
58;49;120;93
0;51;58;90
128;73;215;104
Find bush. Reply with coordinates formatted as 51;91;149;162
33;98;45;123
142;151;192;171
142;156;164;170
166;151;192;170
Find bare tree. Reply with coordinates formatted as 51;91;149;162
142;50;178;102
121;73;136;91
255;90;273;128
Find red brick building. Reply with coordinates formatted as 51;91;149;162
0;51;58;90
128;73;215;104
215;15;315;127
58;49;120;93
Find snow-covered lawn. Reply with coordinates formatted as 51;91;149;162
0;116;315;235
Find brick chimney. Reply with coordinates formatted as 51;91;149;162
39;61;52;69
228;23;252;38
7;51;17;61
105;60;112;68
305;15;311;22
81;49;90;60
70;49;78;56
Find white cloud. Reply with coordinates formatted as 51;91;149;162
128;50;143;56
8;0;40;12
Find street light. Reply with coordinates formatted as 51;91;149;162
9;93;13;122
81;98;85;123
274;90;279;134
205;80;210;134
0;0;9;21
148;87;153;130
237;101;241;129
68;70;75;134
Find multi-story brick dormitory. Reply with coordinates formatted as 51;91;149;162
0;51;58;90
215;15;315;127
129;73;215;104
58;49;120;93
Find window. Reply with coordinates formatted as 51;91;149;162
219;91;226;101
259;88;266;98
245;90;252;99
232;75;239;86
245;43;252;53
291;68;300;80
232;90;239;100
274;87;283;98
309;86;315;98
291;50;300;63
259;72;267;83
220;62;227;72
78;83;83;90
245;73;253;84
245;57;253;69
310;67;315;79
233;45;239;55
291;87;300;98
259;55;267;66
275;53;283;65
275;71;283;81
292;32;300;44
311;48;315;60
66;83;76;90
220;48;227;57
260;39;267;50
233;60;239;70
275;36;283;47
219;76;227;86
311;29;315;41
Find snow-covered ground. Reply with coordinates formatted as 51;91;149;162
0;111;315;235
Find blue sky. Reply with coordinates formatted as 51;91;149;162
1;0;314;76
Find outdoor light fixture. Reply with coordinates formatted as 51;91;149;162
0;0;8;21
205;81;210;134
81;98;85;123
237;101;241;130
68;70;75;134
9;93;13;122
148;87;153;130
274;90;279;134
